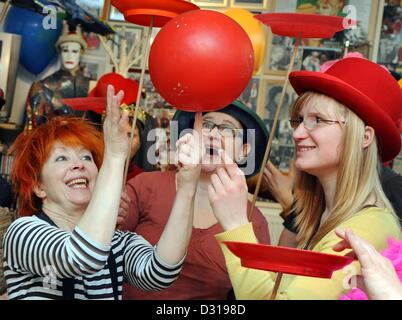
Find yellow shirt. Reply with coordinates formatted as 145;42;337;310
215;207;401;300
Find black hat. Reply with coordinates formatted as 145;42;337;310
172;100;268;178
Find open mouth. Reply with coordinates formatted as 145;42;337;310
297;146;316;152
66;177;89;189
205;145;219;157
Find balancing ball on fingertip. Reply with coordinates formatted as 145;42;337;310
149;10;254;112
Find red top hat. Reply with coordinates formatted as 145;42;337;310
289;57;402;162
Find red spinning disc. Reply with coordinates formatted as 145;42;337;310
224;241;354;279
255;13;354;38
111;0;200;27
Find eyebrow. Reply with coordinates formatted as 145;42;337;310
203;117;238;127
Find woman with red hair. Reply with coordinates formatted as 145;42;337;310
3;86;202;300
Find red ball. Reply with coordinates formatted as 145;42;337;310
149;10;254;112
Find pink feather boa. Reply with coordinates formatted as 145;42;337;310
339;238;402;300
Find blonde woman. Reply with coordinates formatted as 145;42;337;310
211;57;402;299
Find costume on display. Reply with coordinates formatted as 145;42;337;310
24;24;96;129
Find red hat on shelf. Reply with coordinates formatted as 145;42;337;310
61;73;139;115
289;57;402;162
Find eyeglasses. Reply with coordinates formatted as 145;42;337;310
289;116;345;131
202;120;240;137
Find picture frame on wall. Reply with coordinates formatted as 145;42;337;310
301;47;342;72
191;0;229;7
230;0;268;10
111;24;144;68
108;4;125;21
76;0;105;18
82;31;106;56
237;78;260;113
127;68;170;114
80;55;109;81
264;35;303;75
260;80;297;122
258;79;296;171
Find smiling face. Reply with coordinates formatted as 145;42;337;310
60;42;82;71
292;95;345;179
199;112;248;173
35;142;99;212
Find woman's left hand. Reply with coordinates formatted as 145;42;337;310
103;85;129;159
208;149;249;231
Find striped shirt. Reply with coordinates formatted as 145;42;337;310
2;216;183;300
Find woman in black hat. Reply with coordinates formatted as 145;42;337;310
120;101;270;300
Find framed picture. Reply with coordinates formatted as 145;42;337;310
237;78;259;113
272;0;377;58
127;68;170;114
80;55;109;81
377;1;402;70
191;0;229;7
76;0;105;18
111;24;144;67
230;0;269;10
82;31;106;56
108;4;125;21
265;119;295;172
258;79;296;172
264;35;303;74
301;47;342;71
0;32;21;122
260;80;297;122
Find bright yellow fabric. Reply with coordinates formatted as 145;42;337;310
215;207;401;300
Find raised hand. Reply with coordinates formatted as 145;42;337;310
175;112;204;191
334;228;402;300
103;85;129;159
208;148;249;231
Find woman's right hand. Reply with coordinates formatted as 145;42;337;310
103;85;129;159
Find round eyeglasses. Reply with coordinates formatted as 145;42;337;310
202;120;240;137
289;116;345;131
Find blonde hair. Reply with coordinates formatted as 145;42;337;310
291;91;399;249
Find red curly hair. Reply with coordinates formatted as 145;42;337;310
10;117;104;216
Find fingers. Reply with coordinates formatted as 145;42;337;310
266;160;280;175
194;112;203;133
219;149;240;180
106;85;114;117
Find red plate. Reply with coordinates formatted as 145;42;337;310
111;0;200;28
224;241;354;279
255;13;355;38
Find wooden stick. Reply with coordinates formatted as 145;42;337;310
101;0;111;21
0;1;11;25
248;37;301;221
123;17;154;188
270;272;283;300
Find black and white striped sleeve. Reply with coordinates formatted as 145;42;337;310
120;231;184;291
3;217;111;278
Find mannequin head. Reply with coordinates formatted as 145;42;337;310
60;42;82;71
